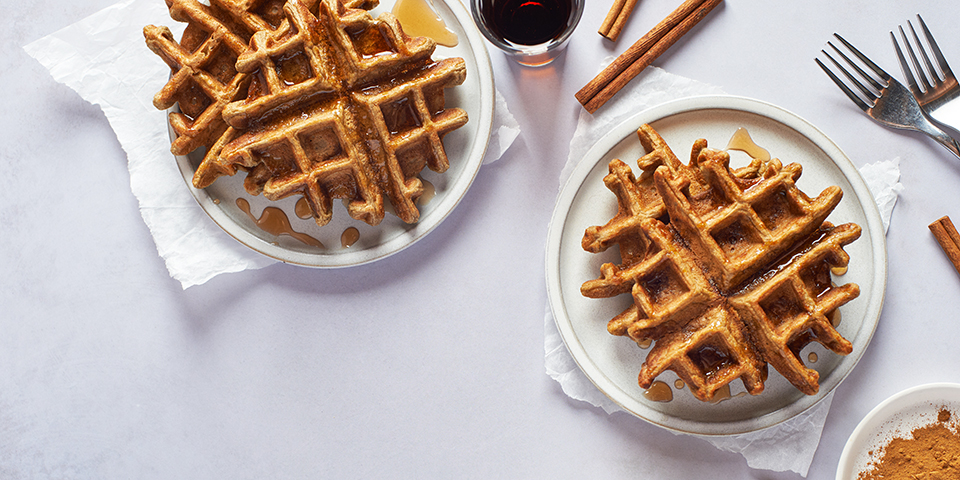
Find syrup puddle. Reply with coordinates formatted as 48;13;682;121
643;379;745;404
418;179;436;206
295;197;313;220
341;227;360;248
709;384;746;404
726;127;770;162
284;177;438;250
643;381;673;402
392;0;458;47
236;198;324;248
293;197;366;249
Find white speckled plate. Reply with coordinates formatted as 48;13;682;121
545;95;887;435
837;383;960;480
173;0;494;267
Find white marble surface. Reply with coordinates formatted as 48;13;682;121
6;1;960;478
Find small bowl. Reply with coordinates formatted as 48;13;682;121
469;0;583;67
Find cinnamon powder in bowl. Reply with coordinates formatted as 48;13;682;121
859;408;960;479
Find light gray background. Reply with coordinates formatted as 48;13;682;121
5;0;960;478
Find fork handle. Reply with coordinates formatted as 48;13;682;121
917;120;960;159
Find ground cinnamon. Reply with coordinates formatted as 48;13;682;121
858;408;960;479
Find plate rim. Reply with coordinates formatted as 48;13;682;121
835;382;960;480
173;0;495;268
545;94;888;435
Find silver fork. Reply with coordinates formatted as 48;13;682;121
891;14;960;132
816;33;960;159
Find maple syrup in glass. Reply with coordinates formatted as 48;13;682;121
471;0;583;66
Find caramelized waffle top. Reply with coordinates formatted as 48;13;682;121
581;125;861;402
144;0;270;157
145;0;466;228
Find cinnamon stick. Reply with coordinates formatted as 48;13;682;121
929;216;960;276
576;0;722;113
599;0;639;42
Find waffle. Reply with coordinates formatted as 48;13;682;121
581;125;861;402
144;0;390;188
209;0;468;226
144;0;261;157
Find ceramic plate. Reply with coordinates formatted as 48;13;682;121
172;0;494;267
545;95;887;435
837;383;960;479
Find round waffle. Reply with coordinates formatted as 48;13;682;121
546;96;886;434
157;0;494;267
146;0;468;229
580;125;860;402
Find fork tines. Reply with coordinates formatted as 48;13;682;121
816;34;892;111
815;26;960;158
891;14;952;95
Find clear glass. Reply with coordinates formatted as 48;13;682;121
470;0;584;67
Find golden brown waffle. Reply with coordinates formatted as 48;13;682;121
144;0;381;177
582;125;769;264
729;222;859;395
221;0;435;130
658;146;843;292
144;0;326;180
208;0;467;226
146;0;465;227
144;0;258;157
581;125;861;401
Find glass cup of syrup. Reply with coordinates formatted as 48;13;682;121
470;0;583;67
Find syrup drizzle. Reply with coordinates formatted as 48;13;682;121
726;127;770;162
383;96;422;134
236;198;324;248
808;352;819;363
674;379;685;390
392;0;459;47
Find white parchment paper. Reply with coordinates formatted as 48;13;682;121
545;65;902;477
23;0;519;289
